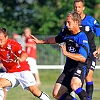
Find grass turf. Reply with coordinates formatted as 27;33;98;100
6;69;100;100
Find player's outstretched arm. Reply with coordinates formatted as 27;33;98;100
30;35;56;44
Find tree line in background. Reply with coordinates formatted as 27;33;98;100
0;0;100;36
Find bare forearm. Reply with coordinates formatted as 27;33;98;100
20;53;28;62
26;43;33;47
30;35;56;44
39;37;56;44
65;52;86;62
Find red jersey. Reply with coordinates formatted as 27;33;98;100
26;37;36;59
0;39;30;73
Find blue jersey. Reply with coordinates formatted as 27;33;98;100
63;32;89;59
82;15;100;36
55;28;90;69
61;25;96;53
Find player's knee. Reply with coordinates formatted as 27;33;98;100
52;90;59;99
71;78;82;91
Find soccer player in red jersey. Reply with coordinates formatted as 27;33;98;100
0;28;50;100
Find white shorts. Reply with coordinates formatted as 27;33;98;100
26;57;38;74
0;71;36;91
0;72;6;77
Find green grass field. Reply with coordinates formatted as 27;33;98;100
6;69;100;100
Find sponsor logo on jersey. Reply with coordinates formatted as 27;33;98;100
68;46;76;53
83;40;88;43
85;26;90;31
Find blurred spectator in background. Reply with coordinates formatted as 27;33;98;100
0;60;7;100
24;27;41;86
12;31;25;50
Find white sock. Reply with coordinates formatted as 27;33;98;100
0;88;4;100
39;92;51;100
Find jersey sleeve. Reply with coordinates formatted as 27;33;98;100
14;42;26;57
89;17;100;36
82;15;100;36
79;46;88;59
78;33;90;59
55;25;71;43
94;24;100;36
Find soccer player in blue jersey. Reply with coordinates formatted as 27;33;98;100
31;11;90;100
74;0;100;36
74;0;100;99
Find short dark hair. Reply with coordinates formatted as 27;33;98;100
66;11;81;25
74;0;85;6
0;28;8;36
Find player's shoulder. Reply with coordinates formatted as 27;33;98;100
8;38;17;43
8;38;21;46
78;31;87;38
85;14;96;20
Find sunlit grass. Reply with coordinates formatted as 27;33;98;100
7;69;100;100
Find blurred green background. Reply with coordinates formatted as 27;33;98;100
0;0;100;36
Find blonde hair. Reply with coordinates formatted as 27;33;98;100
66;11;82;25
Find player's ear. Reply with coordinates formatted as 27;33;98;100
83;6;85;11
6;36;8;39
75;20;78;25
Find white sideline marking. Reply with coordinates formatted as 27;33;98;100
37;65;100;69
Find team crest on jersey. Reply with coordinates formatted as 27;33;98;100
7;53;10;59
85;26;90;32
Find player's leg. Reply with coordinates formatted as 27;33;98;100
71;66;90;100
85;70;94;100
71;77;89;100
18;71;50;100
33;72;41;86
0;67;7;100
28;85;50;100
52;72;77;100
53;83;68;99
26;57;41;86
85;57;95;100
0;78;11;100
3;88;7;100
0;72;20;100
53;83;77;100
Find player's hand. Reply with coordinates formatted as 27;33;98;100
30;35;40;43
59;43;68;56
93;50;99;58
13;56;21;63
